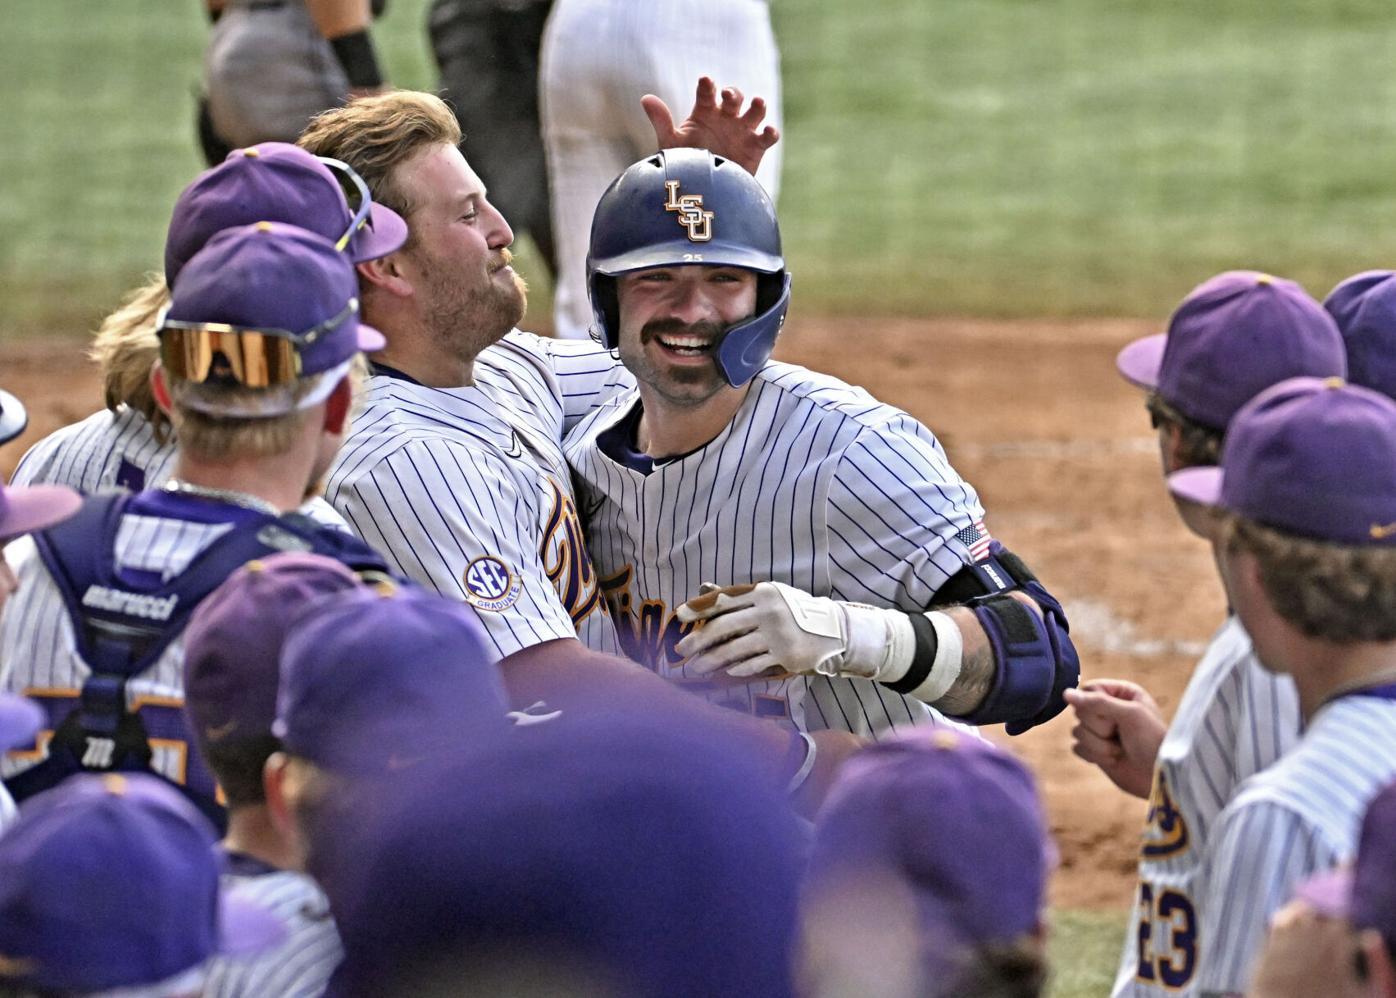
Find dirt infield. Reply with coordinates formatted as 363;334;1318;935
0;314;1221;911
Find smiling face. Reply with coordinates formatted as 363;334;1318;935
394;143;526;358
615;264;759;408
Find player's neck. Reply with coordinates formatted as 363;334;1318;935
636;384;750;458
171;453;309;515
372;338;477;388
222;804;299;873
1291;641;1396;721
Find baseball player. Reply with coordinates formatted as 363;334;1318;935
182;554;373;998
539;0;783;339
0;223;398;821
1065;273;1351;998
12;141;405;516
202;0;389;159
298;91;860;800
1164;377;1396;996
0;773;284;996
429;0;557;274
563;148;1078;739
802;729;1054;998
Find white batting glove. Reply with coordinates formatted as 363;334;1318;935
674;582;913;681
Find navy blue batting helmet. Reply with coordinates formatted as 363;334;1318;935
586;148;791;387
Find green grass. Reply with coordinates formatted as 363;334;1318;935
1048;908;1128;997
5;0;1396;332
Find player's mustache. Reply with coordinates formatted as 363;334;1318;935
640;318;725;344
488;248;513;273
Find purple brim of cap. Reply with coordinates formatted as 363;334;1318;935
218;892;287;957
1116;333;1167;390
0;694;43;752
354;321;386;354
349;204;409;263
0;485;83;543
1166;465;1224;508
1295;867;1354;919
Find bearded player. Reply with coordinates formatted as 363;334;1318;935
564;149;1078;737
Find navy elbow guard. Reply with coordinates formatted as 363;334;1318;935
948;547;1080;734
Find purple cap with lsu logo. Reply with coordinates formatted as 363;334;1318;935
1168;376;1396;546
1323;270;1396;401
0;773;284;993
165;142;407;284
184;553;367;753
807;728;1054;952
1116;271;1346;430
275;586;509;776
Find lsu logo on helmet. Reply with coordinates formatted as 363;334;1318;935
663;181;714;242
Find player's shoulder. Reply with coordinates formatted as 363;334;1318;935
1225;696;1396;836
755;362;901;422
339;372;522;472
1161;617;1258;739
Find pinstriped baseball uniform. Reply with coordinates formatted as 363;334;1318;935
204;856;342;998
325;331;633;659
539;0;782;339
564;362;987;737
1112;615;1301;997
1194;690;1396;996
0;494;349;801
10;404;348;529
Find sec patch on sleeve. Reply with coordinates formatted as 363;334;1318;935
462;556;524;612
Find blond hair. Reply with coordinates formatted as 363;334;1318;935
1221;513;1396;642
298;91;462;223
90;274;171;437
168;362;363;462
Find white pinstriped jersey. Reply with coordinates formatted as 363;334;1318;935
12;405;172;494
205;862;342;998
0;784;14;832
325;331;632;659
10;404;346;528
0;493;350;799
1112;616;1301;997
1195;691;1396;996
565;362;987;737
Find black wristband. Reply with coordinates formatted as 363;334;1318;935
330;29;384;90
882;612;939;695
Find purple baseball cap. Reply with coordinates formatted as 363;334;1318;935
184;553;365;752
0;694;42;752
164;221;385;381
1295;779;1396;950
328;712;802;998
807;728;1053;951
1323;270;1396;401
275;586;509;776
1117;271;1346;430
165;142;407;285
0;773;284;992
1168;376;1396;546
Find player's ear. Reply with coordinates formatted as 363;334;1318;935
356;254;413;299
263;751;294;838
322;373;354;435
149;361;175;417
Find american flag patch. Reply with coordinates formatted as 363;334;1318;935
956;519;993;562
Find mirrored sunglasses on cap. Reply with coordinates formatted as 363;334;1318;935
156;297;358;389
316;155;372;252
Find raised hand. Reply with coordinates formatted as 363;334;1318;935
642;76;780;177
